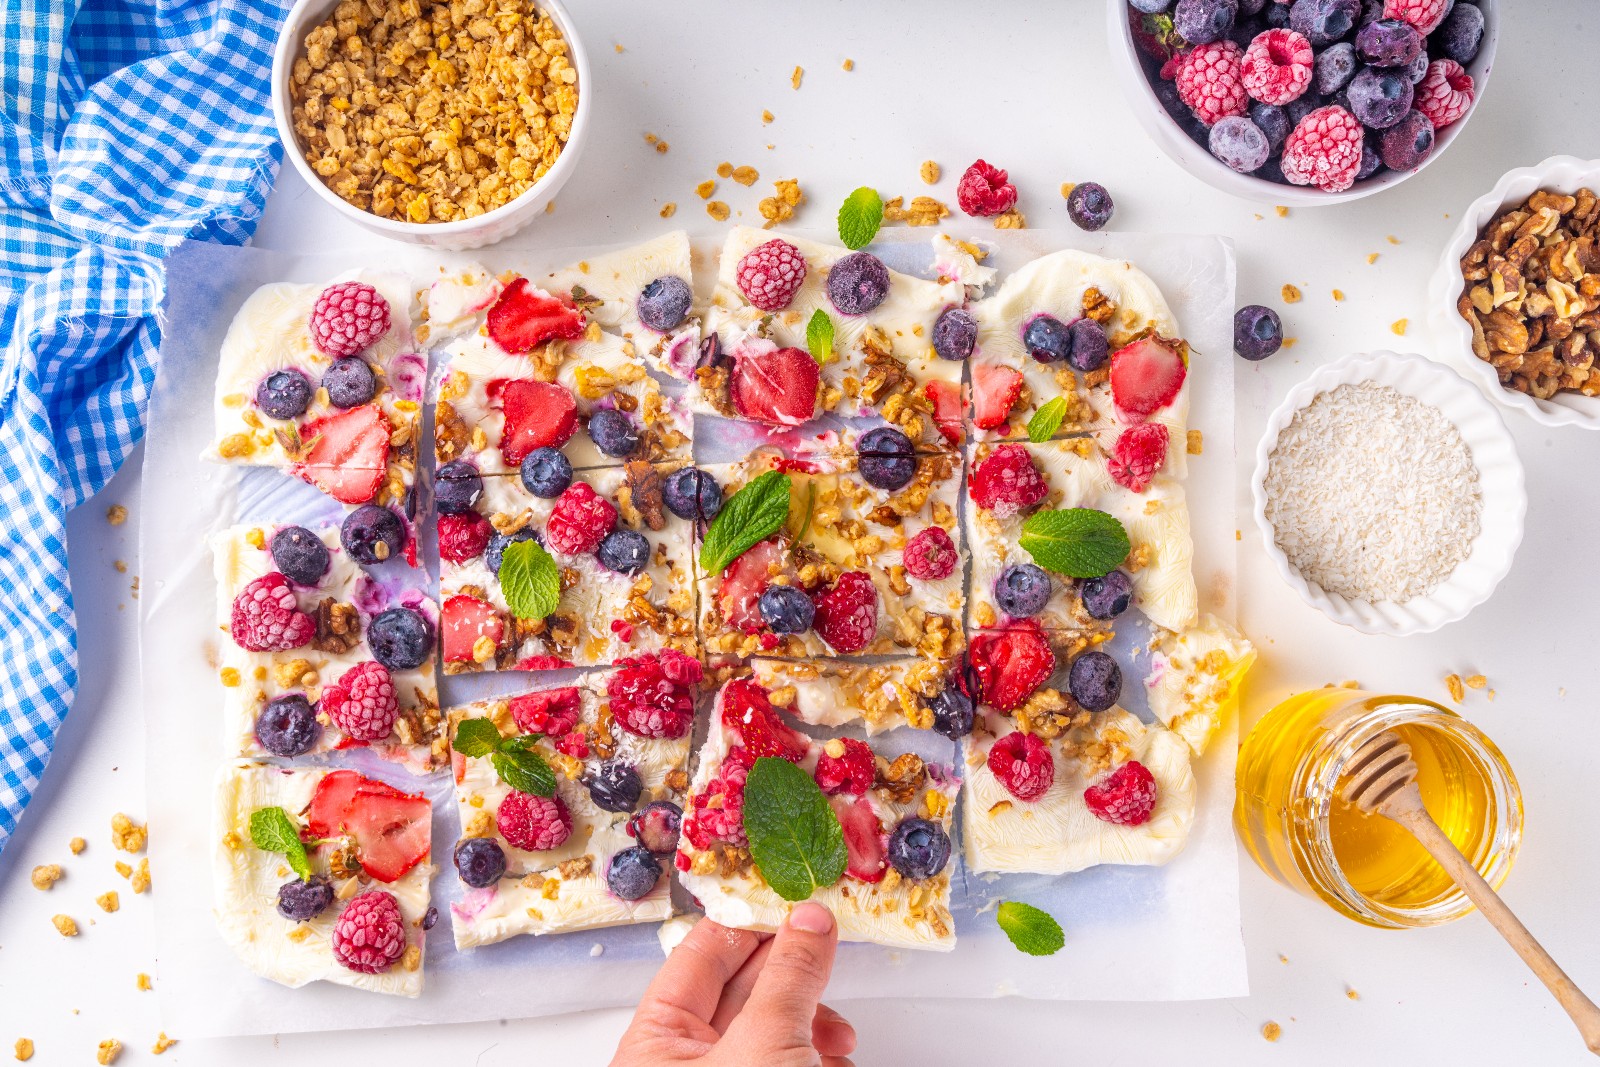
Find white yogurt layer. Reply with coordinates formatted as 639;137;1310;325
750;657;957;735
1144;614;1255;755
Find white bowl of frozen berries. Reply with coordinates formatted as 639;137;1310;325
1110;0;1497;204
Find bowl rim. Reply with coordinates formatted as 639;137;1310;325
1250;349;1526;636
1427;153;1600;429
1106;0;1499;206
270;0;592;238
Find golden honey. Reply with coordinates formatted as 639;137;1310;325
1235;689;1522;928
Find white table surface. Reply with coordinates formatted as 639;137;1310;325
5;0;1600;1062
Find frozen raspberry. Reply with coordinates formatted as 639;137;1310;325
987;731;1055;802
1414;59;1474;130
723;679;807;762
735;239;807;312
229;572;315;652
1382;0;1447;34
956;160;1018;218
321;661;400;742
310;282;391;359
815;737;875;797
331;890;407;974
1280;105;1364;192
1083;760;1159;826
1175;41;1248;127
1240;29;1313;106
903;526;958;582
968;444;1048;519
684;747;754;850
1108;423;1170;493
510;687;582;736
607;650;702;739
497;790;573;852
813;571;878;654
554;731;589;759
437;512;492;564
545;482;617;556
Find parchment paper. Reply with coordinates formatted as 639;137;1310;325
142;229;1242;1040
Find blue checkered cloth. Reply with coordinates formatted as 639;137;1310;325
0;0;287;851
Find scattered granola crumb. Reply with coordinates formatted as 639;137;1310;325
219;666;240;687
115;861;132;879
70;837;86;855
1281;284;1302;303
716;161;733;179
136;973;152;992
642;134;668;154
113;560;127;574
1236;530;1243;541
130;858;151;894
1387;234;1400;245
30;864;62;891
1465;674;1487;690
1488;688;1496;701
761;109;774;124
52;914;78;937
731;165;759;187
613;43;623;53
151;1033;177;1055
1331;289;1345;301
1187;430;1204;455
545;200;555;214
791;66;803;89
758;178;804;228
1275;205;1289;218
111;813;146;854
706;201;730;222
658;202;676;219
1261;1021;1282;1043
1346;987;1360;1000
106;505;127;526
1282;337;1297;348
1367;252;1380;265
695;179;716;199
1560;687;1567;698
921;161;940;185
993;209;1026;230
96;1039;122;1065
1446;673;1465;703
1061;182;1076;199
14;1038;33;1062
97;891;120;913
842;58;854;71
1279;954;1290;964
1391;317;1408;336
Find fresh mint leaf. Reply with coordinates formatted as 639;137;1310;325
499;732;546;753
742;756;848;902
492;747;556;797
249;806;312;882
452;718;502;759
1019;508;1130;579
699;470;792;577
1026;396;1069;443
996;900;1065;956
500;539;561;621
837;187;884;250
806;309;835;365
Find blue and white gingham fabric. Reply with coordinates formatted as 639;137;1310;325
0;0;288;851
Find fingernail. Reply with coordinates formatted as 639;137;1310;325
790;901;834;934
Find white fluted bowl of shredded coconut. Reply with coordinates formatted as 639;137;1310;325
1252;351;1525;636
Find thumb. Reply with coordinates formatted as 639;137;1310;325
728;902;839;1052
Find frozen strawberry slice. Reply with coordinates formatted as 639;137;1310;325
346;788;431;883
498;379;578;465
729;345;819;426
924;379;963;444
486;277;585;354
718;538;786;632
834;796;886;884
967;619;1056;712
971;363;1024;430
722;679;807;762
1109;335;1187;422
304;770;408;838
292;404;391;505
441;593;503;663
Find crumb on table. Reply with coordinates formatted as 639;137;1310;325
136;973;152;991
30;865;62;891
14;1037;33;1061
52;914;78;937
791;66;803;89
70;837;86;855
658;202;676;219
151;1033;177;1055
111;814;146;854
106;505;127;526
96;1039;121;1065
1261;1021;1282;1043
97;891;120;913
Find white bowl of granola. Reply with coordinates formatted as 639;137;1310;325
1429;155;1600;428
272;0;591;250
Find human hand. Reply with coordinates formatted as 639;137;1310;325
610;902;856;1067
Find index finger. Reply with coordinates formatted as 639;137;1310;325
638;917;766;1026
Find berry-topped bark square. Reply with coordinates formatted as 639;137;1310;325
211;521;442;772
214;763;432;995
676;675;959;951
445;653;699;948
692;226;981;449
429;265;691;476
205;274;426;511
694;442;965;661
437;460;697;673
749;657;971;737
1143;614;1256;756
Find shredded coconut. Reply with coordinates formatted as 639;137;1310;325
1263;382;1482;603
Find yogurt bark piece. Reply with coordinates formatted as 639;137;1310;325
213;763;432;995
749;657;966;735
446;655;699;947
1144;614;1256;755
695;443;965;661
212;523;442;772
964;439;1198;634
694;226;971;449
205;272;426;510
676;676;959;951
438;461;698;673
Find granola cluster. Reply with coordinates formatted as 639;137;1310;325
1458;188;1600;399
288;0;579;223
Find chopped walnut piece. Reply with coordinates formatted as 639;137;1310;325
875;753;926;804
312;599;362;654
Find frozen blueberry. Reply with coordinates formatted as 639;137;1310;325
454;837;507;888
1313;42;1359;95
340;504;405;565
995;563;1052;618
1347;67;1413;130
270;525;329;586
587;408;640;458
1080;570;1135;619
1066;318;1110;372
638;275;693;333
255;694;321;757
932;306;978;362
1287;92;1330;127
1355;17;1421;67
368;607;434;670
663;467;722;522
1237;0;1266;13
1250;102;1291;152
696;331;725;372
928;686;974;740
484;528;537;575
1209;115;1270;173
255;368;312;420
826;251;891;316
1401;50;1429;83
1066;181;1114;231
1129;0;1173;11
1023;313;1072;364
1437;2;1484;65
276;876;334;921
1379;109;1435;171
1068;650;1122;713
628;801;683;854
1156;80;1210;142
423;907;438;931
587;761;644;813
520;446;573;499
758;584;816;634
1358;0;1384;25
887;818;952;881
322;358;376;408
1289;0;1360;46
1265;1;1291;28
596;529;650;574
1234;305;1284;361
1357;139;1384;179
434;459;484;515
856;426;916;490
606;846;663;901
1173;0;1237;44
